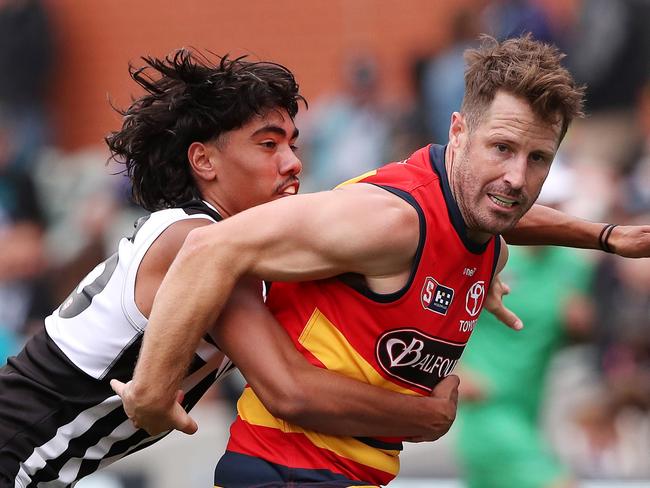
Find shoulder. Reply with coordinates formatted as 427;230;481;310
334;184;421;264
338;183;420;227
145;217;215;268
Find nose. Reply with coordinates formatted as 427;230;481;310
279;147;302;176
503;155;527;190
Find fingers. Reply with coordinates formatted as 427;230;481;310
490;302;523;330
109;380;195;435
485;276;523;330
110;379;126;397
171;403;198;435
500;281;511;295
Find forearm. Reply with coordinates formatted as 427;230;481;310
284;367;453;438
131;228;240;405
504;204;603;249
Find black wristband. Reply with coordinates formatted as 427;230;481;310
599;223;618;253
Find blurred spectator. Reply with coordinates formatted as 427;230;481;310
593;247;650;413
455;161;595;488
565;0;650;115
483;0;558;44
386;55;431;161
298;54;391;191
0;0;55;169
561;0;650;172
421;9;481;144
0;118;48;359
554;236;650;479
32;147;143;304
619;82;650;217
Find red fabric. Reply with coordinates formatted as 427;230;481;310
230;145;499;484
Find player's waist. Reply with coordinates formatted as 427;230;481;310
233;387;402;480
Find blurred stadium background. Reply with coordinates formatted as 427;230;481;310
1;0;649;486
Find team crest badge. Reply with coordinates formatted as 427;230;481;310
421;276;454;315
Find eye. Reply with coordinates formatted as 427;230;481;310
529;152;547;164
495;144;509;153
290;144;299;152
261;141;277;149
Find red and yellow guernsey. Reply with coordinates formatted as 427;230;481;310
224;144;501;485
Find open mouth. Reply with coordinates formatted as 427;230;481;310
278;181;299;196
488;194;519;208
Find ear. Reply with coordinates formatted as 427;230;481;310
448;112;467;149
187;141;218;182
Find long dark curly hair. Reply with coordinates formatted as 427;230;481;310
106;49;306;211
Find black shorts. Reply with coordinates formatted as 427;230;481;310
214;451;378;488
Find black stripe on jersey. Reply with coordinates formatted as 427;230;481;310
74;429;153;481
428;144;495;254
338;185;426;304
353;436;403;451
76;355;231;480
181;199;224;222
2;329;229;486
203;332;219;349
98;330;144;382
491;235;502;279
1;332;117;483
24;403;129;486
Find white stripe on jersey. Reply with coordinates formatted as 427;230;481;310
15;354;233;487
15;397;122;487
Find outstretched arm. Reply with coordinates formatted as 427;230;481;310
126;185;421;433
504;204;650;257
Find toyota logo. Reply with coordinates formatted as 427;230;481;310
465;281;485;317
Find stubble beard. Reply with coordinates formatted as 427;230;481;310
454;148;529;238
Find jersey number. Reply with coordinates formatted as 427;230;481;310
58;253;119;318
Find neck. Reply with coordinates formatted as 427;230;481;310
202;197;233;219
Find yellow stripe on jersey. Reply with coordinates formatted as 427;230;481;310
298;308;417;395
237;387;401;475
236;307;422;476
334;170;378;189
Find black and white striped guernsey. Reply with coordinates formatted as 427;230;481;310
0;200;236;487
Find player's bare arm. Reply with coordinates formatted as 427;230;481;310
505;204;650;258
110;217;218;435
128;184;421;427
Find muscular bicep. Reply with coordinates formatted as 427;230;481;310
195;184;420;284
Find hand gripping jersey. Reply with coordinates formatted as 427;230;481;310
0;200;234;488
218;144;501;486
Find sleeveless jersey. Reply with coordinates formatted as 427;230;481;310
222;144;501;485
1;200;235;487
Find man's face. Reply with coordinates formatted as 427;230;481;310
448;90;562;242
206;108;301;215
